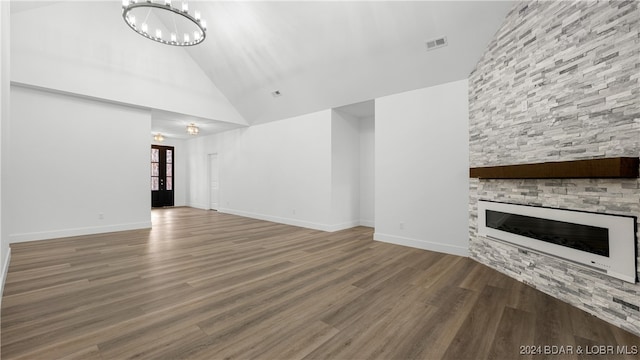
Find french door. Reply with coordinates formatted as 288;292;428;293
151;145;174;207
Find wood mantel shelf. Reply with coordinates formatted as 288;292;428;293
469;157;639;179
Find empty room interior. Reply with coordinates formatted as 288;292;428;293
1;0;640;359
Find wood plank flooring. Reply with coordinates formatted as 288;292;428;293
2;207;639;359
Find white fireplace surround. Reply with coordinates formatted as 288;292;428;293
478;200;637;283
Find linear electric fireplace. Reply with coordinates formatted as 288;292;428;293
478;200;637;283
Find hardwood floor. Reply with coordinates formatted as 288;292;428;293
2;207;639;359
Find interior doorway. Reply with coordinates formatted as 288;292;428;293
151;145;175;207
209;153;219;210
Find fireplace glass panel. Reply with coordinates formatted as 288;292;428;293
486;210;609;257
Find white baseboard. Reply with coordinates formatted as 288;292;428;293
374;232;469;257
1;247;11;307
218;208;329;231
359;220;375;228
8;221;152;243
187;202;210;211
218;208;362;233
325;220;362;232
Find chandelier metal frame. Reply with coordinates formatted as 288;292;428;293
122;1;207;47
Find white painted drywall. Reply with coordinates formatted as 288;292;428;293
331;110;361;230
218;110;333;229
212;1;513;125
185;110;335;230
359;116;375;227
10;1;246;126
7;86;152;242
374;79;469;256
151;137;187;207
185;135;218;210
185;108;376;232
0;0;11;302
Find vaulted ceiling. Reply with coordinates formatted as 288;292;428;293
11;1;515;137
184;0;514;125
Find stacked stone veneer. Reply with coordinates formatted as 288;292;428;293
469;1;640;335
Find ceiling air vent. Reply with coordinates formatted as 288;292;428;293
425;36;448;51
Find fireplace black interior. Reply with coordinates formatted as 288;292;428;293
486;210;609;257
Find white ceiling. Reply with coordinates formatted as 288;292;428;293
150;109;245;139
334;100;375;119
11;0;515;137
184;0;514;125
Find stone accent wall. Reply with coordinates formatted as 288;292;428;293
469;0;640;336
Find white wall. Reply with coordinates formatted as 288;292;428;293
7;86;152;242
218;110;333;229
11;1;245;126
331;110;361;230
185;135;218;210
374;79;469;256
185;110;336;230
184;108;375;232
1;0;11;301
359;116;375;227
151;137;187;207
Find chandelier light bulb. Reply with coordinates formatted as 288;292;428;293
186;123;199;135
122;0;206;46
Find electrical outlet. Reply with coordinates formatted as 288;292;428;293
98;213;104;220
399;222;405;230
292;209;296;215
521;100;528;111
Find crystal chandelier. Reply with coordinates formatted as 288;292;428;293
122;0;207;46
186;123;199;135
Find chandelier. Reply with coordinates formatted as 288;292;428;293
122;0;207;46
186;123;199;135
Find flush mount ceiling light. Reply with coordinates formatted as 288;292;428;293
186;123;199;135
153;133;165;142
122;0;207;46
